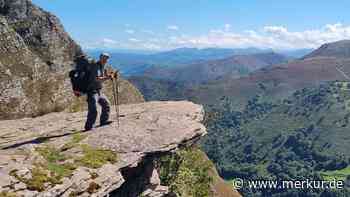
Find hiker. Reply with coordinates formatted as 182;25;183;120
71;53;117;131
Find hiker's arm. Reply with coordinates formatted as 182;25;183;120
97;70;119;80
96;76;109;81
96;68;112;80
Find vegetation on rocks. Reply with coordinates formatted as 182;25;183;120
75;144;117;169
60;133;87;151
8;132;117;191
10;167;61;192
0;191;17;197
157;147;214;197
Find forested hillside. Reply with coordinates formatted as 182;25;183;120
202;81;350;196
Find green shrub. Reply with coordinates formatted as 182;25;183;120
157;148;213;197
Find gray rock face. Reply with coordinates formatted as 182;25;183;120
0;0;83;119
0;0;144;120
0;101;206;196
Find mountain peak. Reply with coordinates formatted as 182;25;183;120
303;39;350;59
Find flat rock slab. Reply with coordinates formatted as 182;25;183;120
0;101;206;196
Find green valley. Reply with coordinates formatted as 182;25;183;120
201;81;350;196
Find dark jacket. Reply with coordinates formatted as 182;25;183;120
87;61;105;92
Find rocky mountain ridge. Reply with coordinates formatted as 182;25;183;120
0;0;144;120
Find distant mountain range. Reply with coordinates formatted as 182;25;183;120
187;40;350;109
277;48;314;58
87;47;311;76
142;52;289;85
127;40;350;110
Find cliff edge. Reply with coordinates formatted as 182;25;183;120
0;101;207;197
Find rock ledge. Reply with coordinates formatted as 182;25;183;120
0;101;206;197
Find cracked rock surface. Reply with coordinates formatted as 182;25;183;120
0;101;206;197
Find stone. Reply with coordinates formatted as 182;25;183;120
13;182;26;191
0;171;13;188
141;186;169;197
149;168;161;186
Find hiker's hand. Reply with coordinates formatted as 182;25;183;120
107;70;119;79
96;76;109;81
73;90;81;97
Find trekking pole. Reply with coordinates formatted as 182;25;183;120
111;75;119;128
115;72;120;127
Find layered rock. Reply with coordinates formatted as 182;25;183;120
0;101;206;196
0;0;144;120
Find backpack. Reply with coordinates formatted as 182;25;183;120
69;55;93;93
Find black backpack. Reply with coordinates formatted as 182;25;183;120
69;55;93;93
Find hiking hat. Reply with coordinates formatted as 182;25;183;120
100;52;111;59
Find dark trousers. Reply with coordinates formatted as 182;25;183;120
85;90;110;130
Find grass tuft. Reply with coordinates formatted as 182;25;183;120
0;191;17;197
61;133;87;151
10;167;61;192
75;144;117;169
36;146;66;163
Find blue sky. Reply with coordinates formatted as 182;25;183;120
33;0;350;50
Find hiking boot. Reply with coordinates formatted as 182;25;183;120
100;121;113;127
84;126;93;132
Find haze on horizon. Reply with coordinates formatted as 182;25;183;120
33;0;350;51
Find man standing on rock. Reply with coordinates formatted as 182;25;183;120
83;53;114;131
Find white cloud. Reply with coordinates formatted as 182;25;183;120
142;30;155;35
169;23;350;49
80;23;350;50
80;38;119;49
260;23;350;48
125;29;135;34
142;43;162;50
102;38;117;45
148;38;160;43
224;24;231;31
167;25;179;31
129;38;141;42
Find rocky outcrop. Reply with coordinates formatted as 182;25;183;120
0;101;206;196
0;0;144;120
0;0;82;119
